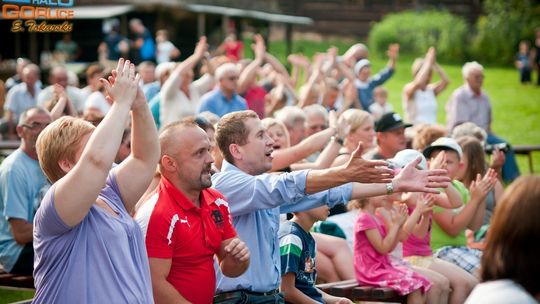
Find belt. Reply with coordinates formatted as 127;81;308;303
214;288;280;302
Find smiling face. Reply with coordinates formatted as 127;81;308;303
266;123;289;150
236;117;275;175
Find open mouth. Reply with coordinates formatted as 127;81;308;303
272;144;281;150
265;148;274;157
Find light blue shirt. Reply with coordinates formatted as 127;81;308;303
4;83;41;122
197;88;248;117
212;160;352;293
0;149;49;272
355;67;394;111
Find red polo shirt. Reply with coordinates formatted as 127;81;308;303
145;177;237;304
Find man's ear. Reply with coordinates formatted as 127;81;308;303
229;144;242;161
15;125;24;138
160;155;177;172
58;159;73;174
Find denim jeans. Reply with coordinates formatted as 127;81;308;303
214;291;285;304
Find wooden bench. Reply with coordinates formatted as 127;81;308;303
317;279;407;303
0;267;34;289
513;144;540;173
0;140;20;158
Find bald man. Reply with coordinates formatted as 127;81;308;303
38;66;85;114
135;120;249;304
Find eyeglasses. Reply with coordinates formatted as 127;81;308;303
21;121;49;130
226;75;239;81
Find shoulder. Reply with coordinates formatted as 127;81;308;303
466;280;537;304
355;212;378;230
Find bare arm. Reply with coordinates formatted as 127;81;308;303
53;59;137;227
149;258;191;304
161;37;208;101
280;273;321;304
270;127;335;171
365;216;404;255
291;139;341;171
216;237;250;278
9;219;33;245
431;63;450;95
237;34;265;95
115;84;160;213
403;47;435;101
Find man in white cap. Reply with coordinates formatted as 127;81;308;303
354;43;399;111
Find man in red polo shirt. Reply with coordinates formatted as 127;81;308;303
135;120;250;304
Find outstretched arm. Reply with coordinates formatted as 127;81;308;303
115;81;160;213
53;59;137;227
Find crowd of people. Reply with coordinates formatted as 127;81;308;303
0;24;538;304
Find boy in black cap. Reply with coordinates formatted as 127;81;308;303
366;112;412;160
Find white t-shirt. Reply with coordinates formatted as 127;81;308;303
157;41;176;64
85;91;110;116
465;280;537;304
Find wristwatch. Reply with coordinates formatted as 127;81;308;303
385;182;394;195
331;136;344;146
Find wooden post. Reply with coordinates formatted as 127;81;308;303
286;23;293;56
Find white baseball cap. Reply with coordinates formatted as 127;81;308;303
354;59;371;76
389;149;428;170
422;137;463;159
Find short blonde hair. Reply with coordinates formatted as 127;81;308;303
36;116;95;183
340;109;372;133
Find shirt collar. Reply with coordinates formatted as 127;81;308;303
220;159;243;173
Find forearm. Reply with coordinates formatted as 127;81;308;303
311;140;342;169
305;165;350;194
153;279;191;304
265;53;288;76
130;102;159;164
401;208;422;240
282;286;321;304
351;183;388;199
219;256;249;278
9;219;33;244
412;215;430;238
271;128;334;171
467;200;485;231
381;225;401;254
238;59;262;94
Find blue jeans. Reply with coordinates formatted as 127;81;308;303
214;291;285;304
487;133;520;182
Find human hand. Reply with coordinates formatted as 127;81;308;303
416;193;435;214
328;297;354;304
329;111;350;140
387;43;400;60
252;34;266;61
344;143;394;183
393;203;408;226
490;149;505;171
469;169;497;203
194;36;209;59
100;58;139;107
429;150;447;171
394;157;451;194
223;238;250;263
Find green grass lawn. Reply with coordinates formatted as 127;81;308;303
262;39;540;175
0;287;34;304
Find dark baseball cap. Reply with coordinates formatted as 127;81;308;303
375;112;412;132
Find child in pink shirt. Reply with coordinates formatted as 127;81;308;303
354;196;432;303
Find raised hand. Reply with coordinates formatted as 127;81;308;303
329;111;350;140
429;150;447;170
252;34;266;61
223;238;250;263
416;193;435;214
345;143;394;184
394;203;408;226
387;43;400;60
394;156;451;194
100;58;140;107
194;36;209;59
469;169;497;202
